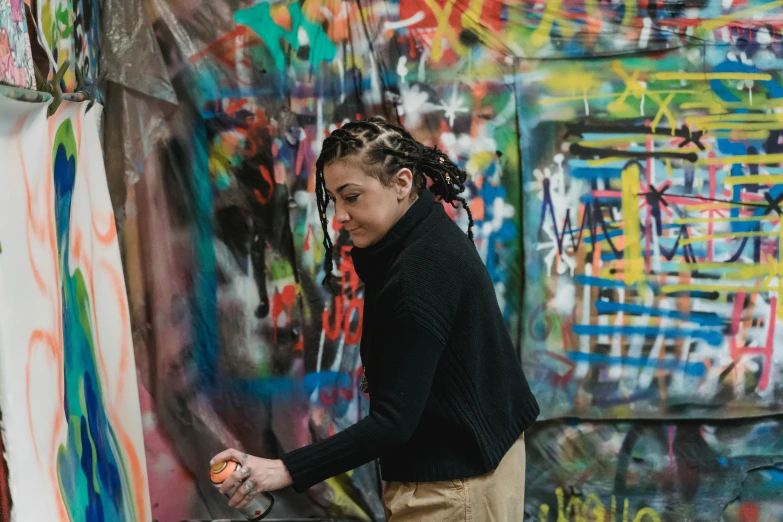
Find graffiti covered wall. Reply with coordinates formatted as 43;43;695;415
93;0;783;520
115;0;521;519
0;94;151;521
521;23;783;421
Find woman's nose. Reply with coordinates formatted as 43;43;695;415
334;201;350;224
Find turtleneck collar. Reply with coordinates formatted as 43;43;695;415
351;189;436;285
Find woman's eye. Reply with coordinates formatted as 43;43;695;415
345;195;359;203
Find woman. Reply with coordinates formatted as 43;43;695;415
211;117;540;521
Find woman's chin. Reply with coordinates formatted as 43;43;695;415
350;232;373;248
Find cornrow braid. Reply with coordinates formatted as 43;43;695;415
315;117;475;290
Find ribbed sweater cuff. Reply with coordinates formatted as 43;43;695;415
281;429;368;494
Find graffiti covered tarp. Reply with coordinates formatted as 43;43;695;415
119;0;522;519
107;0;783;520
520;3;783;420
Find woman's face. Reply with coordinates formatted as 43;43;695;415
323;159;415;248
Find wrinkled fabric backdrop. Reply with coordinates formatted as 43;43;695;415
3;0;783;521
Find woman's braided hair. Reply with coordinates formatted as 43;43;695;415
315;116;474;288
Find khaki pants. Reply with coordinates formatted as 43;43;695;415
382;434;526;522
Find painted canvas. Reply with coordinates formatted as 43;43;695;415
73;0;99;85
0;0;35;88
34;0;94;91
0;94;151;521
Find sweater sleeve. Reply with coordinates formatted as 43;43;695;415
281;304;445;493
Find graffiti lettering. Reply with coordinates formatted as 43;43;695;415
538;488;661;522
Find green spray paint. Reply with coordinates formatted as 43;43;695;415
234;3;337;74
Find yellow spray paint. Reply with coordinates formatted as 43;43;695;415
621;162;644;286
537;488;661;522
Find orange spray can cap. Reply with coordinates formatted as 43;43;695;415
210;460;239;485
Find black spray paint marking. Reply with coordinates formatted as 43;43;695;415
565;121;706;151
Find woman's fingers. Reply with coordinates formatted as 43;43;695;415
236;490;256;510
229;477;257;507
219;464;252;495
211;448;251;495
210;448;247;467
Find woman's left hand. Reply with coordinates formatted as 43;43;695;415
210;449;293;509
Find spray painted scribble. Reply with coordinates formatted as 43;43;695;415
0;95;150;521
517;2;783;517
521;5;783;420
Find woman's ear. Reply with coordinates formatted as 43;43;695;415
394;168;414;200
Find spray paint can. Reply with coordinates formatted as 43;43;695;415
210;460;275;521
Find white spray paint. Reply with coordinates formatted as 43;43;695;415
384;11;425;31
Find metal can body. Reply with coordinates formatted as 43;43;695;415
210;460;275;521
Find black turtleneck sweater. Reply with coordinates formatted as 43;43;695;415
282;189;539;492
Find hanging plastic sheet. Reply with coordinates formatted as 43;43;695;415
121;0;522;519
100;0;178;213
